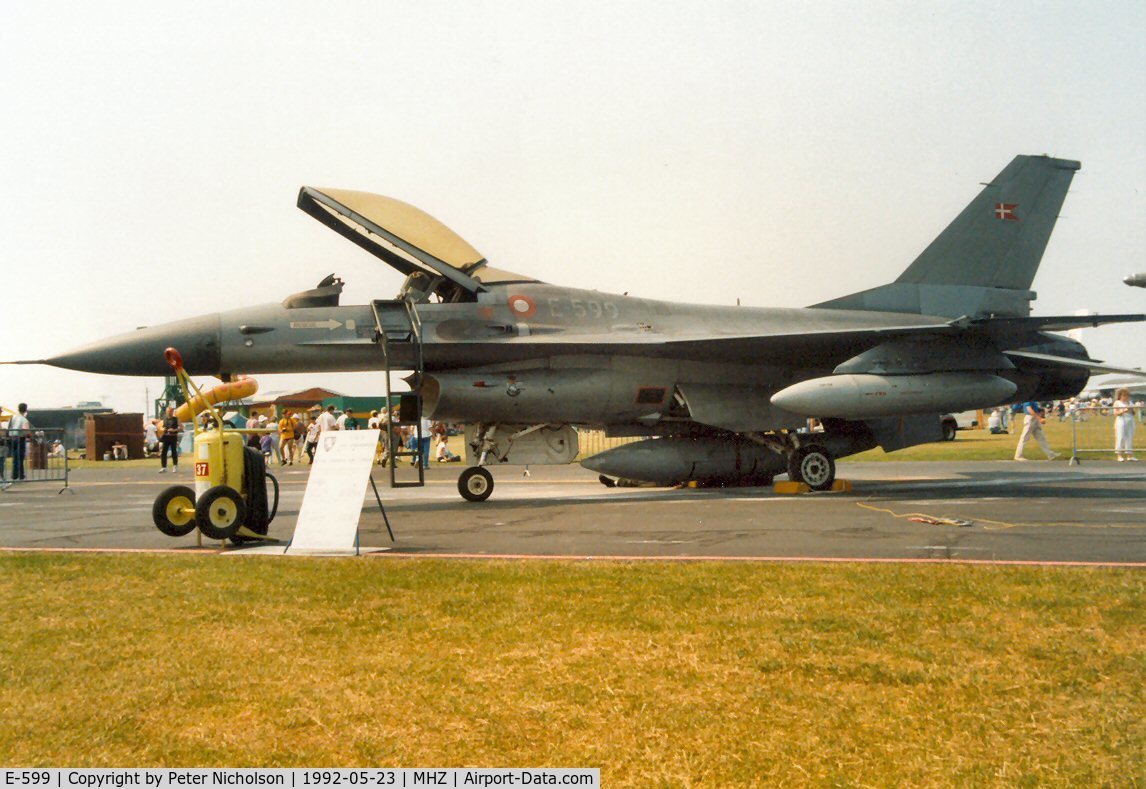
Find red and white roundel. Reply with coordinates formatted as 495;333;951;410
507;294;537;318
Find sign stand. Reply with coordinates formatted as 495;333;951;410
368;474;396;542
288;431;389;555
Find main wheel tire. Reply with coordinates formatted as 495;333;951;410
152;485;197;537
458;467;494;502
788;446;836;491
942;420;958;442
196;485;246;541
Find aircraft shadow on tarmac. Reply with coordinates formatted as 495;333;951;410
356;470;1146;516
868;471;1146;502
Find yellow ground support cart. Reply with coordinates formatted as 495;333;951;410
151;348;278;543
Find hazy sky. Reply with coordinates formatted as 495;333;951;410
2;1;1144;414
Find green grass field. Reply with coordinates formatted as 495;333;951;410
845;420;1076;463
0;555;1141;784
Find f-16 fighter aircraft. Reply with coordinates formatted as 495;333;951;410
29;155;1146;500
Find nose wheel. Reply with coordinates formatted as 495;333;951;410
458;467;494;502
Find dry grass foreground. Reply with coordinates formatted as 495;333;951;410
0;555;1141;785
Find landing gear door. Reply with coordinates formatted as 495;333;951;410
464;424;579;466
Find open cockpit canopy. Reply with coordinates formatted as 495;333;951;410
297;187;539;302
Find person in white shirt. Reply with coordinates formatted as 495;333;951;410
303;416;321;464
417;415;433;467
316;405;339;433
1113;387;1138;462
144;420;159;456
6;404;32;480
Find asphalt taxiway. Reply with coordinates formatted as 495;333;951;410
1;460;1143;563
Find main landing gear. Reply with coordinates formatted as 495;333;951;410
787;445;836;491
757;432;837;491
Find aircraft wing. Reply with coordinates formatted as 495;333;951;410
486;311;1146;370
650;312;1145;366
1003;350;1146;377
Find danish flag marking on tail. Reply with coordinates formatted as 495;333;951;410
994;202;1019;221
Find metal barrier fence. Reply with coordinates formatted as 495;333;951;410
0;427;70;492
1069;406;1144;465
576;429;638;459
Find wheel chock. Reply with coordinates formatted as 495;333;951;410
235;525;274;540
772;479;853;495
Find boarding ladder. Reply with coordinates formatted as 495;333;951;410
371;299;426;489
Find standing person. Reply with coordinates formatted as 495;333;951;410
303;416;321;463
258;415;273;461
376;407;391;464
245;412;261;449
1113;387;1138;462
143;419;159;457
278;410;297;465
417;413;433;468
291;412;304;463
368;410;384;464
7;404;32;481
338;408;359;431
0;422;9;488
159;406;182;473
317;404;338;434
1014;401;1060;461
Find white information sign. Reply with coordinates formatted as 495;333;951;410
288;430;381;555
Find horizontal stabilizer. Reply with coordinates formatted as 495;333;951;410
954;313;1146;333
1004;350;1146;377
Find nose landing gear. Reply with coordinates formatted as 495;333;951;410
458;466;494;502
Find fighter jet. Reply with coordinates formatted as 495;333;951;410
1125;273;1146;288
24;155;1146;500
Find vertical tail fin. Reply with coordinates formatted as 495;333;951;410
814;155;1080;318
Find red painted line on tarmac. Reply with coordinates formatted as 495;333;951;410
0;546;220;555
0;546;1140;567
364;552;1144;568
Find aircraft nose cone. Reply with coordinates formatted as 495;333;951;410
46;314;222;376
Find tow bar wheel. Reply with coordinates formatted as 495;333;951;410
458;466;494;502
152;485;197;537
196;485;246;541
